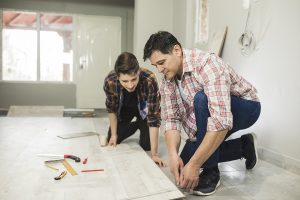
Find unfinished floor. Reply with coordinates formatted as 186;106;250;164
1;112;300;199
99;118;300;200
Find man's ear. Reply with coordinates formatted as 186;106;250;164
173;44;182;56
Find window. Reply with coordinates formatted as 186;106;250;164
1;10;73;82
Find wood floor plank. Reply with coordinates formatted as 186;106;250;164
7;106;64;117
0;117;184;200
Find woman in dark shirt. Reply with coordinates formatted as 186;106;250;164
103;52;164;166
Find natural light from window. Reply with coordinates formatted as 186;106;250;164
40;31;73;81
3;29;37;81
2;11;73;82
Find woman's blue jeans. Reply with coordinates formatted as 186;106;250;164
180;91;261;168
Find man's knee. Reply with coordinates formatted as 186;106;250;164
194;91;208;111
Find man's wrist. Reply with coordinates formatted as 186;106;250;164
151;152;158;157
189;157;202;168
168;152;179;158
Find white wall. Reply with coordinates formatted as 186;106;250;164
133;0;173;73
207;0;300;163
172;0;187;47
134;0;196;59
134;0;300;167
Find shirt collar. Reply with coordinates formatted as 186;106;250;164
161;49;194;83
182;48;194;74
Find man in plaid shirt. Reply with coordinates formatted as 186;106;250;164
103;52;164;166
143;31;261;195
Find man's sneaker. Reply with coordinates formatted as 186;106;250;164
193;166;220;196
241;133;258;169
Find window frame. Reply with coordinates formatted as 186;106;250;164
0;9;74;83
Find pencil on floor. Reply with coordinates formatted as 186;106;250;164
81;169;104;172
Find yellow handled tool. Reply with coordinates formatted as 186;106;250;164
54;171;67;180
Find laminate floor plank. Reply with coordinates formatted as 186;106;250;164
0;117;184;200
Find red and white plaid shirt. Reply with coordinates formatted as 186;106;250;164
159;49;259;140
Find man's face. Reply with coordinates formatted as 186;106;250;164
149;45;182;80
118;71;140;92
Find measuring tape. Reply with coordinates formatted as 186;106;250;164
61;159;78;176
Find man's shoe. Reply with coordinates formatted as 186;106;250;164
193;166;220;196
241;133;258;169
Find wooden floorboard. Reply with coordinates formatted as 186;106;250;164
0;117;184;200
7;106;64;117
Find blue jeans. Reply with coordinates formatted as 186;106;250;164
180;91;261;168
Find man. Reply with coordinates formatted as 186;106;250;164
103;52;164;166
143;31;261;195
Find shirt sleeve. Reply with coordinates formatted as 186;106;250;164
103;76;118;113
199;54;233;131
146;74;161;127
159;79;182;132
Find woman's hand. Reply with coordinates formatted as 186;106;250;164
108;135;117;147
151;155;165;167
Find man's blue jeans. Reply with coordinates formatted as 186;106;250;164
180;91;261;168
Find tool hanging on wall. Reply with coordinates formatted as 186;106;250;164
239;0;256;56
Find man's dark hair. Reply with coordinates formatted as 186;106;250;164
143;31;182;61
115;52;139;76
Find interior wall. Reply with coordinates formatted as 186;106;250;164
133;0;300;166
172;0;186;48
0;82;76;108
206;0;300;162
0;0;134;109
133;0;173;78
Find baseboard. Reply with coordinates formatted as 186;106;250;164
258;147;300;175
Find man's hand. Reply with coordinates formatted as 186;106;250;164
169;154;184;185
108;135;117;147
151;155;165;167
179;161;200;190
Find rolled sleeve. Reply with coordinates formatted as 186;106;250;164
201;54;233;132
165;120;182;132
103;77;118;113
143;72;161;127
160;79;182;132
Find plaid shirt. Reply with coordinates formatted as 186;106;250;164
159;49;259;140
103;67;161;127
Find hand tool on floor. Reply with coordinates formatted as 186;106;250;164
57;132;99;139
54;170;67;180
83;157;88;164
37;153;81;162
44;159;78;176
45;164;59;171
61;159;78;176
